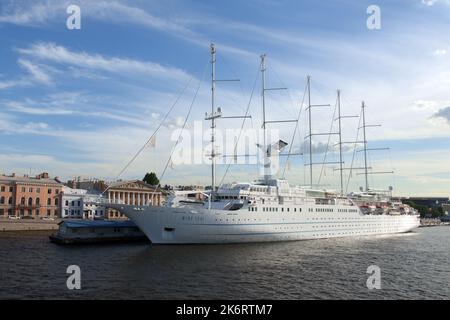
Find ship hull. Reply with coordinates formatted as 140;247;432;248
108;204;420;244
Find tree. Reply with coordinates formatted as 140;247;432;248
143;172;159;186
403;200;428;218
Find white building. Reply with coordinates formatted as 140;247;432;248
60;186;106;219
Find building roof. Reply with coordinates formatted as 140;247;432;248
61;186;102;196
0;173;62;186
61;220;137;228
106;179;160;192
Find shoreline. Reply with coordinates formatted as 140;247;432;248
0;219;59;232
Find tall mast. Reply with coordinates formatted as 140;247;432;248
261;54;267;180
304;76;333;188
333;90;359;196
307;76;312;188
206;44;244;191
261;55;267;153
206;43;222;192
258;55;293;182
361;101;369;192
337;90;344;196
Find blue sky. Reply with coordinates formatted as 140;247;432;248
1;0;450;196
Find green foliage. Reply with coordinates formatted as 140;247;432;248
403;200;445;218
143;172;159;186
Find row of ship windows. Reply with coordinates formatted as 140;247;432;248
272;226;401;231
312;223;401;228
315;208;358;213
248;207;358;213
309;229;400;237
208;218;405;225
249;207;303;212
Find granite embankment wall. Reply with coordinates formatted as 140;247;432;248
0;219;59;231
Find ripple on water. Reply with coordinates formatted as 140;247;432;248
0;228;449;299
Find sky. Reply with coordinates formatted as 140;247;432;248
1;0;450;196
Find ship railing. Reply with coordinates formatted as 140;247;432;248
96;198;125;205
94;198;158;207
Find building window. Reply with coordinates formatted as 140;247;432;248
29;187;33;192
78;201;81;206
9;186;13;192
21;197;26;205
47;198;51;205
0;186;5;192
55;190;59;195
27;209;32;215
0;196;4;204
28;197;33;205
55;198;59;206
65;200;69;206
48;189;52;194
65;209;68;216
36;198;40;205
7;209;12;215
71;201;75;206
8;197;12;205
0;209;4;215
36;209;39;216
47;210;51;216
20;209;24;216
36;188;40;193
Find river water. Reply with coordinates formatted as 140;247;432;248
0;226;448;299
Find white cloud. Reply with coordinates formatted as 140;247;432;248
0;1;190;34
0;1;63;25
433;48;447;56
18;59;53;85
3;95;152;127
0;0;256;59
17;42;192;82
0;80;22;90
422;0;438;6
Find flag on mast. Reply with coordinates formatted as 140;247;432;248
146;135;156;148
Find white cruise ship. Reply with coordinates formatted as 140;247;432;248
105;44;420;244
